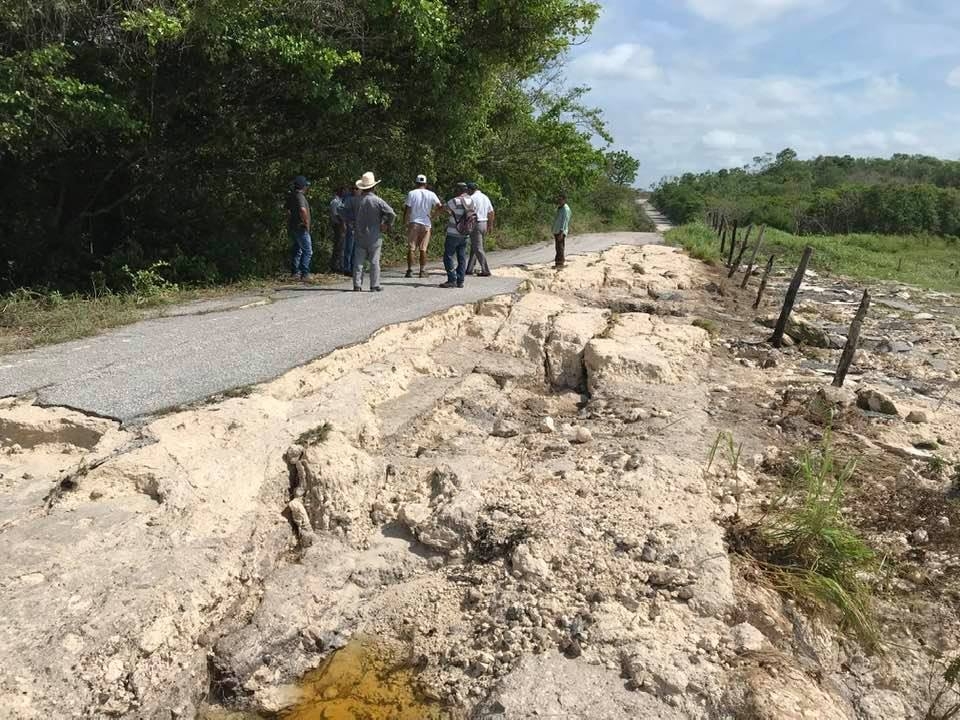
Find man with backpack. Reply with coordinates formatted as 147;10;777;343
440;182;477;289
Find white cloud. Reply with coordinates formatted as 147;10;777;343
848;129;922;153
683;0;828;27
891;130;920;146
948;67;960;88
701;130;761;150
572;44;660;81
862;74;906;106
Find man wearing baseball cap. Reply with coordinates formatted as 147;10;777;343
285;175;312;280
403;174;442;278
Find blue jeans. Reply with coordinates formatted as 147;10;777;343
291;229;312;276
342;225;355;274
443;234;467;285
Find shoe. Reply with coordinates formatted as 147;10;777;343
456;282;464;288
439;281;456;289
372;286;383;292
353;286;362;292
290;274;301;281
302;273;312;281
404;269;413;278
419;270;427;279
478;272;492;277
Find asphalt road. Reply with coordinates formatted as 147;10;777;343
1;224;665;423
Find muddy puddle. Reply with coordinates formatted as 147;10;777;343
202;636;457;720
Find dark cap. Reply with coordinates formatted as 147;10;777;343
466;182;478;191
292;175;310;190
455;182;468;191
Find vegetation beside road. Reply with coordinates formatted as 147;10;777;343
666;221;960;292
2;189;651;354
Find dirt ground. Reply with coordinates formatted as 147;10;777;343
1;243;959;719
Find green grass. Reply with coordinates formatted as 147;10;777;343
0;280;279;354
667;221;960;292
749;431;879;649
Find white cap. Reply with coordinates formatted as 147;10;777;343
415;174;427;184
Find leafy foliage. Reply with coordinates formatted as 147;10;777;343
652;150;960;238
0;0;621;293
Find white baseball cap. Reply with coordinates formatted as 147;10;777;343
415;174;427;184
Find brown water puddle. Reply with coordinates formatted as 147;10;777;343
202;636;456;720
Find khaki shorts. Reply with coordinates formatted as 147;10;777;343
407;223;432;251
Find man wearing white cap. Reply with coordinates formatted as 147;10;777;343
352;171;396;292
403;174;442;278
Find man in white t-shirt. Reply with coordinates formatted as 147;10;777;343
465;182;495;277
403;174;442;278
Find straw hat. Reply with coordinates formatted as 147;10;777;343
356;171;381;190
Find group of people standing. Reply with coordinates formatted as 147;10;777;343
286;172;572;291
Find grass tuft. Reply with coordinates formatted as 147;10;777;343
296;422;332;447
734;430;879;649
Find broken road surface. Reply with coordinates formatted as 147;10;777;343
0;231;660;422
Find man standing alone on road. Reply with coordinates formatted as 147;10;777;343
329;187;347;273
353;172;395;292
403;174;442;278
465;181;494;277
286;175;312;280
440;182;476;289
552;192;572;269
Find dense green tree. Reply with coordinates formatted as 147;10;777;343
0;0;615;291
605;150;639;187
651;149;960;238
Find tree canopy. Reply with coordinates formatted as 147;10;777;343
652;150;960;238
0;0;640;292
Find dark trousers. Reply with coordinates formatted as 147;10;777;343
443;234;468;285
554;233;566;267
330;222;345;273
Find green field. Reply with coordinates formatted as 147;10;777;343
666;221;960;292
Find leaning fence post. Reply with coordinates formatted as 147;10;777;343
727;221;739;266
728;225;753;278
771;246;814;349
740;225;766;289
753;255;775;310
720;225;728;255
832;290;871;388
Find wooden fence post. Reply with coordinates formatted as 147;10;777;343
727;221;739;266
720;226;727;254
771;246;814;349
832;290;871;388
717;216;726;238
728;224;753;278
753;255;775;309
740;225;766;289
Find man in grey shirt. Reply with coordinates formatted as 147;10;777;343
352;172;396;292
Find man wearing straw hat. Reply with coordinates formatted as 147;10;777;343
352;171;396;292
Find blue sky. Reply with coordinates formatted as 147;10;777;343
565;0;960;187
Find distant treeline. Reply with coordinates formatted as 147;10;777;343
652;150;960;237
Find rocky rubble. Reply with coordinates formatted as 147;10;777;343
2;242;958;719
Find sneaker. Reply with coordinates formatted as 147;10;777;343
290;273;301;281
419;270;427;278
456;282;464;288
478;272;492;277
353;286;362;292
372;286;383;292
404;269;413;278
302;273;312;281
439;281;456;289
